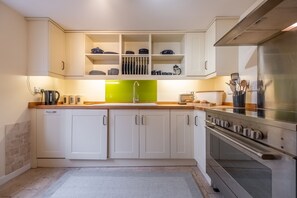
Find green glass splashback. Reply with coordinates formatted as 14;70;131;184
105;80;157;103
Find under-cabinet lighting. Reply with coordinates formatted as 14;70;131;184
282;22;297;32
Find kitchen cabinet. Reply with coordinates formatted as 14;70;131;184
185;33;205;76
85;33;121;76
36;109;66;158
65;110;108;160
170;110;194;159
80;32;188;79
109;110;139;158
109;109;170;159
194;110;211;183
204;17;238;76
27;18;66;77
65;32;85;76
151;33;185;76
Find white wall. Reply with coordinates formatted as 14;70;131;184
0;2;64;181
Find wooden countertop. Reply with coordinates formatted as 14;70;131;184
28;102;233;110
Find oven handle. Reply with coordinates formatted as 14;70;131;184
206;125;276;160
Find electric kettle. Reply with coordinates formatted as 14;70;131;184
42;90;60;105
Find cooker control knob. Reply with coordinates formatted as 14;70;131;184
211;117;216;123
243;128;251;137
233;125;243;134
220;120;225;127
215;119;221;126
250;130;264;140
223;121;231;128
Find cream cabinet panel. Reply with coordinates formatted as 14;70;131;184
194;110;211;183
65;33;85;76
185;33;205;76
204;18;238;76
170;110;194;159
139;110;170;159
65;110;107;160
109;110;139;158
36;109;66;158
27;19;65;77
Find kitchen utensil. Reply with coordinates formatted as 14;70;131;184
42;90;60;105
240;80;248;92
75;95;83;105
139;48;149;54
108;68;119;75
91;47;104;54
161;49;174;54
230;72;240;81
62;95;69;104
125;50;134;54
173;65;181;75
69;95;75;105
89;70;106;75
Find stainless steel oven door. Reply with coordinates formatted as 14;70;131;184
206;124;296;198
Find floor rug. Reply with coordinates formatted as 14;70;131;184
43;168;203;198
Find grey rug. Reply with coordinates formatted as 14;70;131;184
43;169;203;198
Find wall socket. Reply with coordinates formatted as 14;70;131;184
34;87;42;94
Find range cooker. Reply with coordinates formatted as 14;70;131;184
205;108;297;198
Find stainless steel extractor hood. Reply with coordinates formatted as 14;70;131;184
215;0;297;46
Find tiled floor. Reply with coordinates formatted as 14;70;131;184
0;166;221;198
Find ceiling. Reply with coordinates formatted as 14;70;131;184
1;0;257;31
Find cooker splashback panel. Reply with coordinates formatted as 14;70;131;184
258;30;297;111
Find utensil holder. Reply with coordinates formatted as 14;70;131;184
233;93;246;107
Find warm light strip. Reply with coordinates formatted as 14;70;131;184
282;22;297;31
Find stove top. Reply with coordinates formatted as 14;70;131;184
208;108;297;131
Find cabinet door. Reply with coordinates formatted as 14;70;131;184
194;111;206;171
139;110;170;159
109;110;139;158
65;33;85;76
170;110;194;159
204;23;216;75
36;109;66;158
185;33;205;76
66;110;107;160
27;20;49;76
49;22;65;76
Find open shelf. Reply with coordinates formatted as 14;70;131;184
151;54;184;61
86;54;119;62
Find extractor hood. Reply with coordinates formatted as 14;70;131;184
215;0;297;46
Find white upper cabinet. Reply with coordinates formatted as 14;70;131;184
185;33;205;76
204;18;239;76
65;33;85;77
27;18;66;77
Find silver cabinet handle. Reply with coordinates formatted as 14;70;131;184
204;60;208;70
103;115;107;125
187;115;190;125
135;115;138;125
195;116;198;126
45;110;57;114
141;115;144;125
61;61;65;71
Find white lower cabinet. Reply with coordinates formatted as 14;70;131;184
65;110;108;160
109;109;170;159
36;109;66;158
109;110;139;158
170;110;194;159
139;110;170;159
194;110;211;182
